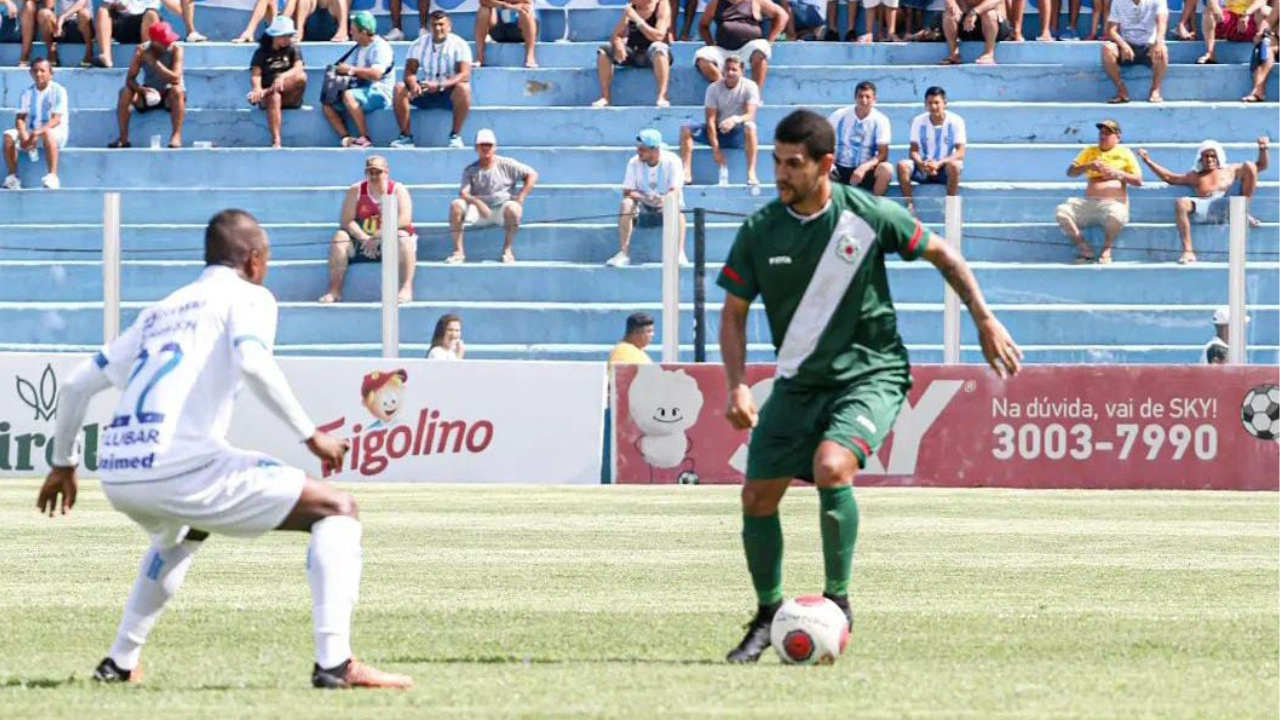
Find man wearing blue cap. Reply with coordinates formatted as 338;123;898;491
607;128;687;267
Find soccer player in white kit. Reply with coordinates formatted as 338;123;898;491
36;210;413;690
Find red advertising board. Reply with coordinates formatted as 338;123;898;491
612;364;1280;490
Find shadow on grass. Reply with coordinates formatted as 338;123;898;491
387;655;724;666
0;676;78;689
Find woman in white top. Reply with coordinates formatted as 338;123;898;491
426;313;465;360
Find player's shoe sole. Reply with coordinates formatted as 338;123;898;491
93;657;143;684
312;658;414;689
725;603;781;664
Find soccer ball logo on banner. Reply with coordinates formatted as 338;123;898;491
1240;384;1280;441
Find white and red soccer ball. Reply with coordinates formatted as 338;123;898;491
770;595;850;665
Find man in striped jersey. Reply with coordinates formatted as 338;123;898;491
392;10;472;149
718;109;1021;663
895;85;966;215
2;57;68;190
827;80;892;197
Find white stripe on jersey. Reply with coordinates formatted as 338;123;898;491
19;82;69;132
406;32;473;85
909;110;966;162
829;106;891;169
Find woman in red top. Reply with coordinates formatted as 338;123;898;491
320;155;418;304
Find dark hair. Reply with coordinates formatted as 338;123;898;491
428;9;449;21
625;312;654;335
773;109;835;161
431;313;462;349
925;86;947;101
1206;343;1228;364
723;54;743;68
204;209;263;268
30;56;51;70
855;80;876;95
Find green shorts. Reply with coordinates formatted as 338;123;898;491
746;373;909;481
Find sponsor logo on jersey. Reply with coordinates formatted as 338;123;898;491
768;256;793;265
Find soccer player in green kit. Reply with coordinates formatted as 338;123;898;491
718;109;1023;663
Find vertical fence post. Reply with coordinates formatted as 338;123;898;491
381;192;400;359
1227;196;1247;365
102;192;122;343
661;193;680;362
693;208;707;362
943;195;962;364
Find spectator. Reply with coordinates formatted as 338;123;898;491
828;80;892;196
108;21;184;149
1202;306;1249;364
941;0;1010;65
1057;0;1109;39
91;0;159;68
1198;0;1270;64
1054;119;1141;265
392;10;472;148
232;0;285;43
2;57;67;190
426;313;466;360
1101;0;1169;103
1136;137;1269;264
896;86;965;215
387;0;428;40
1173;0;1198;39
695;0;787;89
475;0;538;68
679;55;761;186
782;0;831;39
319;155;418;304
322;11;394;148
294;0;349;41
18;0;93;68
825;0;862;41
247;16;306;149
671;0;699;39
1006;0;1056;41
608;312;655;365
1243;13;1274;101
593;0;673;108
607;129;687;267
161;0;206;43
864;0;902;40
447;128;539;264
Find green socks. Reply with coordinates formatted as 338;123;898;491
741;513;784;606
819;485;860;597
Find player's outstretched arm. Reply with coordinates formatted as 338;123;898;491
37;358;113;516
720;294;759;430
921;236;1023;378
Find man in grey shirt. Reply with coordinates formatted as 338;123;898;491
447;128;539;264
678;55;761;186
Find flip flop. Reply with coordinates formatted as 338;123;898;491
1195;54;1217;64
317;293;339;303
1242;93;1266;103
1177;252;1198;265
1107;95;1130;104
939;56;962;65
107;139;131;149
1073;253;1096;264
444;252;466;264
1097;250;1113;265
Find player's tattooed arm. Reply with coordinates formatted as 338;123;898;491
923;235;1023;378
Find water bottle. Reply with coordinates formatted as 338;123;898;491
718;165;729;187
27;147;38;163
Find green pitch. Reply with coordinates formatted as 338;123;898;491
0;482;1276;720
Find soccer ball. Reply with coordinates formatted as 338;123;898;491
676;471;700;485
770;595;850;665
1241;384;1279;440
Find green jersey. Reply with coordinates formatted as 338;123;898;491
716;184;933;387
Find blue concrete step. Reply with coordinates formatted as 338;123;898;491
3;63;1272;110
0;183;1275;226
1;219;1275;263
5;101;1273;148
4;258;1274;305
4;300;1276;346
6;144;1276;189
0;39;1257;71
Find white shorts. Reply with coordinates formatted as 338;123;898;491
4;126;68;150
693;39;773;69
464;200;510;227
861;0;900;7
103;449;306;549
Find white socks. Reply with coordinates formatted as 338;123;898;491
307;515;363;669
108;539;201;670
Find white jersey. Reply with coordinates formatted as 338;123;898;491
406;31;472;85
1201;336;1228;364
93;266;279;484
623;150;683;207
828;106;891;169
909;110;966;162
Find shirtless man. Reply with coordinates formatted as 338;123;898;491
1136;136;1269;264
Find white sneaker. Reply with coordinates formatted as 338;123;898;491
186;31;207;42
678;251;691;267
605;251;630;267
41;173;59;189
591;97;609;108
448;134;465;148
385;27;405;41
2;174;20;190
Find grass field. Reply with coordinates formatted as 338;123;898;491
0;481;1276;720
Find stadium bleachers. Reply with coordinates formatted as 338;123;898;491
0;7;1276;363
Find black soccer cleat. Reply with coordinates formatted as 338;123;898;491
93;657;141;684
824;592;854;630
726;602;781;664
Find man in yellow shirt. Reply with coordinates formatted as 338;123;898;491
1054;119;1143;264
608;312;655;365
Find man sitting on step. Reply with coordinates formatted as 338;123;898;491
593;0;673;108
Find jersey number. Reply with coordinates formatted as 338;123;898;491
110;342;184;427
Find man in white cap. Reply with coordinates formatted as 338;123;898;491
448;128;538;264
607;128;686;267
1203;306;1250;364
1137;136;1269;264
